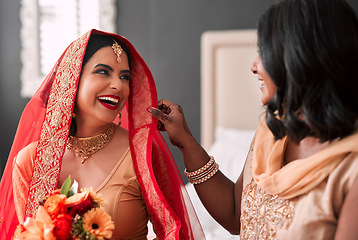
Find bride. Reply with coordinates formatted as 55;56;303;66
0;29;204;240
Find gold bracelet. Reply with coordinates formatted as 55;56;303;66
189;162;217;181
184;156;219;184
184;156;215;178
189;163;219;185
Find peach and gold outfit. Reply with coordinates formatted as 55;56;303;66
240;119;358;239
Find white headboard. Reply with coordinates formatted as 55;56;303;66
200;29;264;150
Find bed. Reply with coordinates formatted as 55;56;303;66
186;29;265;239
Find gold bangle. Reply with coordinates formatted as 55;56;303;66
184;156;215;178
189;162;217;181
190;163;219;185
184;156;219;184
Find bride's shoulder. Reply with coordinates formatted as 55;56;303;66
13;141;38;181
15;141;38;164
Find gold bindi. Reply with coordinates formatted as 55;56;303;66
112;39;123;63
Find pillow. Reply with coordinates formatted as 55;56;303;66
209;126;255;181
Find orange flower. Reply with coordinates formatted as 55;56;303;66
13;206;55;240
66;191;90;207
53;214;72;240
50;189;61;196
82;208;114;240
43;194;67;219
81;187;105;207
12;224;26;239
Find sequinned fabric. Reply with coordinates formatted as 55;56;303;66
241;179;295;240
241;126;358;239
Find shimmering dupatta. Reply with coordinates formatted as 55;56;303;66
0;29;204;239
252;118;358;199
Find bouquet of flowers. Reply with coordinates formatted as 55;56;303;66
13;176;114;240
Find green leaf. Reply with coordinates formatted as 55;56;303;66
89;233;96;240
68;179;78;197
60;175;72;197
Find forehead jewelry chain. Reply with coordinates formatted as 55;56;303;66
67;123;116;164
112;39;123;63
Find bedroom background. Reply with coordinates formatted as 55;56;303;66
1;0;358;183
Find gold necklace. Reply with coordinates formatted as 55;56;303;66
67;123;115;164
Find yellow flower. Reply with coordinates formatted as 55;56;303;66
81;187;105;207
82;208;114;240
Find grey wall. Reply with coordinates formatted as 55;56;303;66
116;0;276;181
0;0;29;178
1;0;358;181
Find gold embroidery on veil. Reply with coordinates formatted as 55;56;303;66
25;32;90;217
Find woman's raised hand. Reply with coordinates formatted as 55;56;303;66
148;99;195;150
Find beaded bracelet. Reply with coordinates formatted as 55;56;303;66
190;163;219;185
184;156;215;177
184;156;219;184
189;162;217;181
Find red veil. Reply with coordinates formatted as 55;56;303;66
0;29;204;239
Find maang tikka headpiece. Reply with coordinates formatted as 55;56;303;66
111;38;123;63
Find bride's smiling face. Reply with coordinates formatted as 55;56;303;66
75;46;131;125
251;56;277;105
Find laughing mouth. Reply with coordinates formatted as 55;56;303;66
98;96;119;106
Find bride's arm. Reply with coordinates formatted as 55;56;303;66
12;141;37;223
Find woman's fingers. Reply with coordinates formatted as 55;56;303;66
157;121;166;131
148;100;195;149
149;99;178;124
148;99;192;136
147;107;169;131
158;99;180;115
149;107;169;122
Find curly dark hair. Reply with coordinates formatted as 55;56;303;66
257;0;358;143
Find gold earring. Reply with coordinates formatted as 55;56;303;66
118;113;122;126
72;112;76;118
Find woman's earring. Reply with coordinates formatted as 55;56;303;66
72;112;76;118
118;113;122;126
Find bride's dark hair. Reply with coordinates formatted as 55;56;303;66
82;33;131;66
